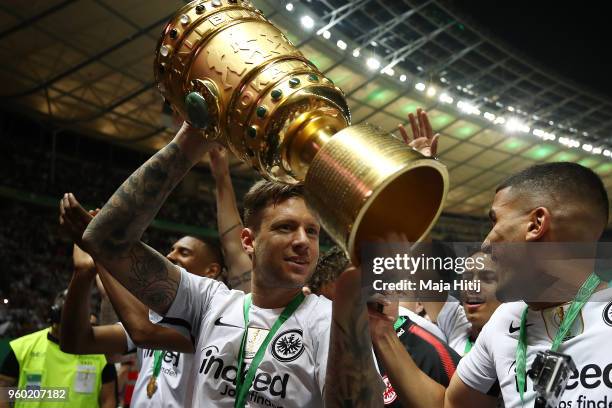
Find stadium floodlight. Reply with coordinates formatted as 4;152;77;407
593;147;603;154
322;30;331;39
457;100;480;116
507;106;515;112
426;86;437;97
439;93;453;104
382;67;395;76
533;129;556;141
415;82;426;92
399;74;407;82
582;144;593;152
505;118;529;133
559;138;580;148
604;150;611;157
483;112;496;121
2;299;7;304
286;2;294;11
352;48;361;57
336;40;347;50
366;57;381;70
301;15;314;29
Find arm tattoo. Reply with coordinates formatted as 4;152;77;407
126;244;179;311
325;303;383;407
85;142;191;310
228;270;251;289
219;222;242;239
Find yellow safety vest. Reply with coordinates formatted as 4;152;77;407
10;328;108;408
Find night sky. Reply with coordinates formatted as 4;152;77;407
453;1;612;100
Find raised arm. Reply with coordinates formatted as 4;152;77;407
96;264;194;353
324;266;384;407
209;146;252;291
82;123;211;314
60;243;128;355
61;196;194;353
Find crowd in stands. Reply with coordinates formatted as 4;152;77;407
0;113;335;337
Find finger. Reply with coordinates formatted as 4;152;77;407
422;111;434;140
59;198;65;217
62;194;70;215
430;134;439;157
408;113;419;141
417;108;426;140
398;124;409;144
67;193;80;210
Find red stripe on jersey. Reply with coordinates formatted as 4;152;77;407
408;324;456;380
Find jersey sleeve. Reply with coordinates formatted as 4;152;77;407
116;322;136;353
455;315;499;395
164;267;224;339
403;321;461;387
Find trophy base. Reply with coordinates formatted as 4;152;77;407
304;123;449;261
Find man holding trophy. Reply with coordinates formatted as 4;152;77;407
80;1;447;407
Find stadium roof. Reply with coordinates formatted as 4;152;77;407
1;0;611;219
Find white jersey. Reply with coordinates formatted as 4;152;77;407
436;295;471;355
120;315;195;408
398;306;446;341
165;268;332;408
457;287;612;407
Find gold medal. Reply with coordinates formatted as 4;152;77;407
146;376;158;398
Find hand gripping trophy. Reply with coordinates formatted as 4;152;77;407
155;0;449;260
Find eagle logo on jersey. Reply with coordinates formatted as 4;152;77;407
271;329;305;362
603;301;612;327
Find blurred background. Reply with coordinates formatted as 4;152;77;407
1;0;611;349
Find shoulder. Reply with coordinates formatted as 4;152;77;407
303;294;332;316
10;328;48;348
488;302;525;325
298;294;332;333
478;301;525;341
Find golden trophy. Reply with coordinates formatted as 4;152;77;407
155;0;449;260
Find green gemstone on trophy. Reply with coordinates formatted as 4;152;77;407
308;74;318;82
184;92;210;129
256;106;267;118
247;126;257;138
271;89;282;100
289;78;300;87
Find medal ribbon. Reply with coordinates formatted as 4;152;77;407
515;273;601;403
234;292;305;408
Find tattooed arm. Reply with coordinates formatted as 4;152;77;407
82;123;212;314
324;267;384;408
